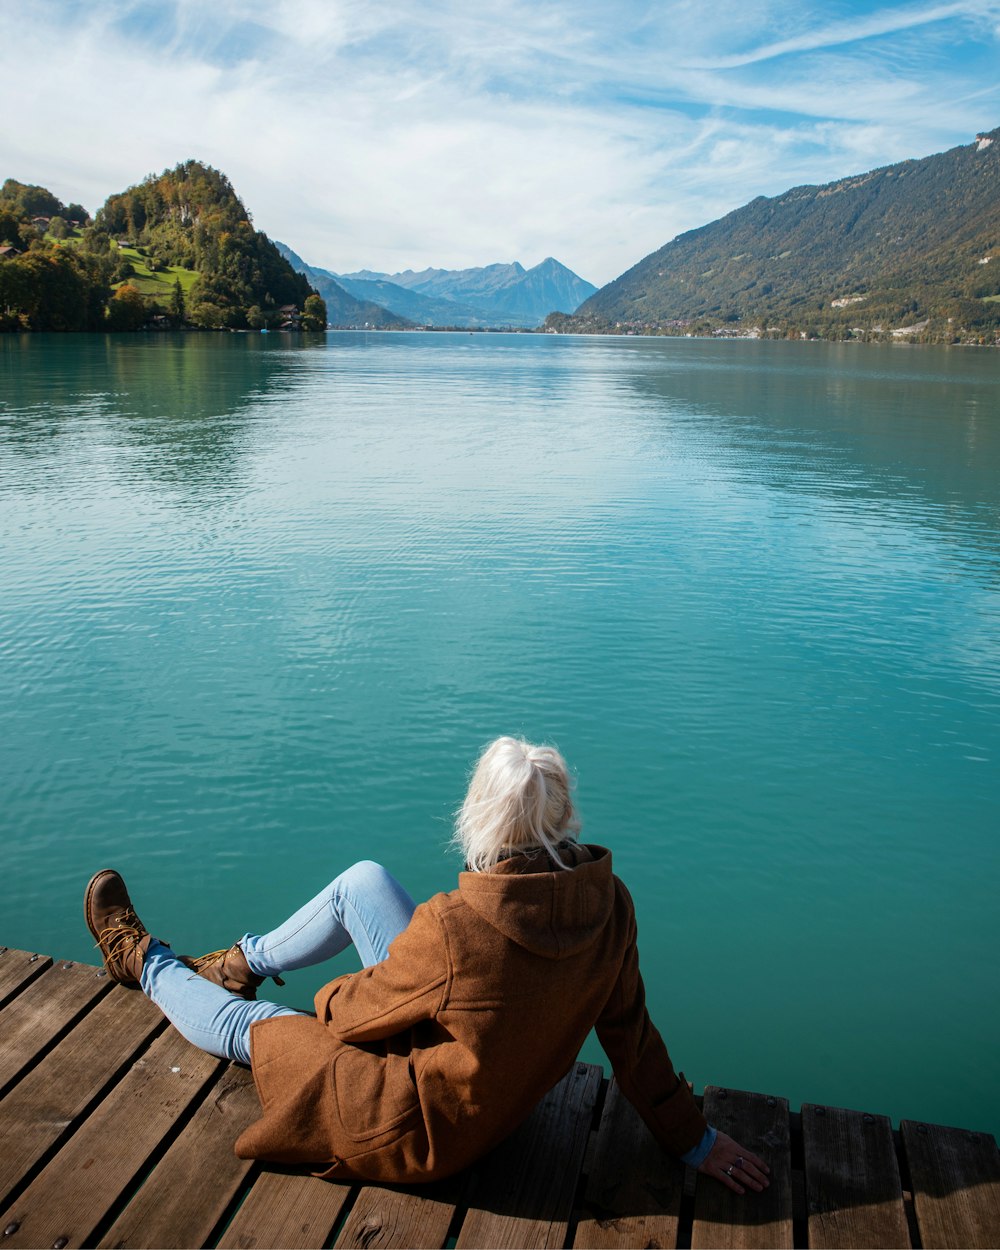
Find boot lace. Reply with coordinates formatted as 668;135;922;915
188;946;285;987
187;947;229;972
95;909;146;968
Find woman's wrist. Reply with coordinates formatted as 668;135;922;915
679;1124;717;1168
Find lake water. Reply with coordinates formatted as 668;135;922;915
2;330;998;1136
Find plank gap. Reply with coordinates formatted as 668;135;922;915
0;949;53;1010
205;1163;259;1249
324;1185;362;1250
788;1111;803;1171
789;1168;808;1250
901;1118;1000;1250
0;963;113;1101
443;1196;470;1250
675;1168;698;1250
692;1087;793;1249
0;1009;168;1215
216;1167;357;1250
801;1103;910;1250
789;1114;807;1247
903;1187;923;1250
83;1051;236;1249
564;1137;595;1250
94;1062;260;1248
204;1160;262;1249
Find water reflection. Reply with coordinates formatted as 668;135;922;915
612;338;1000;553
0;332;316;491
1;331;998;1136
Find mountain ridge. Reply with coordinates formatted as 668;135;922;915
282;253;597;328
550;128;1000;344
342;257;596;326
274;242;411;329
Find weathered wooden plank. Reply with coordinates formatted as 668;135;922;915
456;1061;603;1250
97;1063;260;1249
0;959;111;1094
901;1119;1000;1249
3;940;996;1250
0;948;52;1009
218;1169;354;1249
0;985;165;1211
0;1028;222;1249
690;1087;793;1250
802;1103;910;1249
573;1077;684;1249
334;1181;458;1250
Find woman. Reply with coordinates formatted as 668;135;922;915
85;736;768;1194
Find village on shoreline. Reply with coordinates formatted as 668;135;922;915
3;128;1000;347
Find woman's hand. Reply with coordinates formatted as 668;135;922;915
697;1130;770;1194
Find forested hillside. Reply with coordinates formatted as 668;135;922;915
551;128;1000;344
0;179;108;331
0;162;326;332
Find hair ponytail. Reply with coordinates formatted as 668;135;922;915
454;737;580;872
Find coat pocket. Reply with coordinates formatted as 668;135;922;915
333;1046;421;1142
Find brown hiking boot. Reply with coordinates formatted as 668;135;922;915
185;944;284;1002
84;869;152;984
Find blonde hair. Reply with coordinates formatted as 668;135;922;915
455;737;580;872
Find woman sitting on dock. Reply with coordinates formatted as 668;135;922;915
85;736;769;1194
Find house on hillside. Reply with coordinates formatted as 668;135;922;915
0;246;22;259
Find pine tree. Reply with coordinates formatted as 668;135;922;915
169;278;186;325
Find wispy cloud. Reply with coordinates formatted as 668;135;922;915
686;1;981;68
1;0;997;285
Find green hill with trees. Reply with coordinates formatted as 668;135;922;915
0;162;326;332
549;128;1000;344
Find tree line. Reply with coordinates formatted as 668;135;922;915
0;166;327;332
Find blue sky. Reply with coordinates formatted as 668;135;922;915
2;0;998;284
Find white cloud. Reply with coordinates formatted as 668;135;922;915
686;1;979;68
1;0;998;286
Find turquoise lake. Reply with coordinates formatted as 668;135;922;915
2;331;998;1135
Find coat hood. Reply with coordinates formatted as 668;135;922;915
457;842;615;959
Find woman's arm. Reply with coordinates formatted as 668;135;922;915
596;884;769;1192
315;900;448;1042
595;903;711;1158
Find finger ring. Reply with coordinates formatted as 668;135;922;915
726;1164;735;1176
736;1156;744;1169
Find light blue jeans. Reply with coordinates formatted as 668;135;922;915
140;860;416;1066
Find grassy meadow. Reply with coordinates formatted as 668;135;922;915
51;228;200;299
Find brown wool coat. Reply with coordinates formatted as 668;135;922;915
235;843;708;1183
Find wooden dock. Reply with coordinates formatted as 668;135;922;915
1;947;998;1250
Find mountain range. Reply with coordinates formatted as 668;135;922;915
273;243;409;329
6;129;998;343
551;127;1000;344
276;245;596;328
